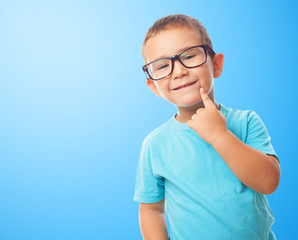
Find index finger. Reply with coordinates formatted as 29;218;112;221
200;88;216;109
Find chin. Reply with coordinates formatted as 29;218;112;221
173;98;202;108
174;99;203;108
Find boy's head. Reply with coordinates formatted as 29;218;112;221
142;14;224;110
142;14;214;61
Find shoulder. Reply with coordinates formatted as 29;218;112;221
220;104;260;125
220;104;266;141
142;117;174;147
224;105;276;155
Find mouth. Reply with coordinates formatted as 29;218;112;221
173;81;198;91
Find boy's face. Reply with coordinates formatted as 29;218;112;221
143;27;223;108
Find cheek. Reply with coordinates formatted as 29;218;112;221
154;84;162;94
194;66;213;80
155;81;168;92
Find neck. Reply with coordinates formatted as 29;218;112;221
175;89;219;123
175;101;220;123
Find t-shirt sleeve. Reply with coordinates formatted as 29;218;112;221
134;140;165;203
245;111;278;159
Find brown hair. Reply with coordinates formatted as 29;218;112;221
142;14;214;60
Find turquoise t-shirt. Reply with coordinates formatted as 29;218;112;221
134;104;277;240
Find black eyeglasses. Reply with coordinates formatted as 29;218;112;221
142;44;215;81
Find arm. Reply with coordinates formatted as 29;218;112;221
187;88;280;194
139;198;168;240
211;129;280;194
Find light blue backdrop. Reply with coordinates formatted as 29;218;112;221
0;0;297;239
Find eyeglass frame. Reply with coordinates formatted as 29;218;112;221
142;44;216;81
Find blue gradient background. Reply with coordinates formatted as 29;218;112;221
0;0;297;239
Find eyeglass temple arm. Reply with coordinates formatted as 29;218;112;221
142;66;150;79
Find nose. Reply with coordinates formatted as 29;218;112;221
171;59;188;80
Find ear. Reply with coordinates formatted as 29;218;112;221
146;78;162;98
212;53;224;78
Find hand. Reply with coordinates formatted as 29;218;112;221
187;88;228;145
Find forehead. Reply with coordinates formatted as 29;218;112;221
143;27;203;64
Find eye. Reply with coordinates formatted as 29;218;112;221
152;61;170;72
150;58;171;73
157;63;169;70
183;54;196;60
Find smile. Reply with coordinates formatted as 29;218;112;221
173;81;198;90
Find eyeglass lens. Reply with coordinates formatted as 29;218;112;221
147;46;206;80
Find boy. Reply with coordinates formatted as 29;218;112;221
134;14;280;240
